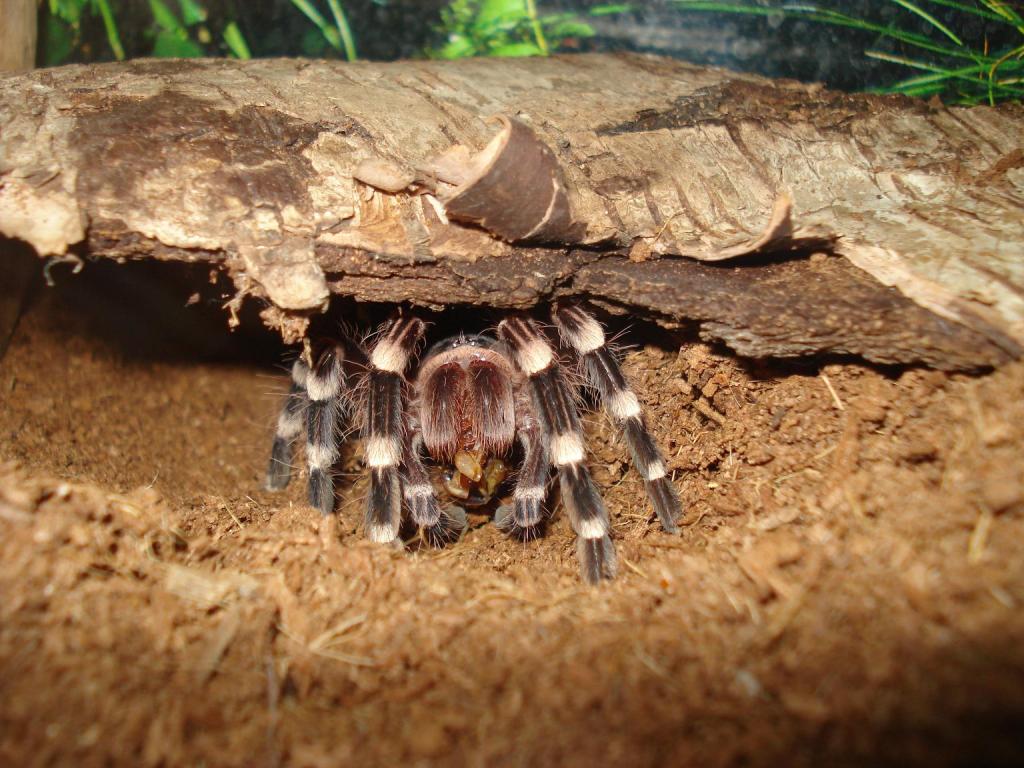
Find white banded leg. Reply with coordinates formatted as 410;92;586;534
501;419;549;540
498;316;616;582
305;343;347;514
265;358;309;492
363;314;425;544
552;302;681;534
402;428;466;546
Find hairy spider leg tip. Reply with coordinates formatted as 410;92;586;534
577;534;617;584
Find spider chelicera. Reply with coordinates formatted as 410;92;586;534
265;303;680;582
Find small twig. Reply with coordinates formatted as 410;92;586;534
812;444;838;462
649;211;685;246
634;646;671;679
988;586;1016;609
308;614;367;651
278;625;377;667
619;555;649;579
820;373;845;411
968;506;994;564
225;505;245;531
694;397;727;425
772;467;822;486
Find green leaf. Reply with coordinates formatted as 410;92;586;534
323;25;342;49
92;0;125;60
290;0;343;49
435;35;478;59
979;0;1024;27
149;0;185;33
478;0;527;27
921;0;1018;24
300;27;329;57
889;0;963;47
50;0;86;25
488;41;544;56
535;12;577;25
589;3;632;15
152;30;204;57
179;0;208;26
326;0;358;60
544;20;596;38
42;14;75;66
223;21;250;58
663;0;1024;105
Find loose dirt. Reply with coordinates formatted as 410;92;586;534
2;257;1023;767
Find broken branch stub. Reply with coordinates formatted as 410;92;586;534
0;56;1021;368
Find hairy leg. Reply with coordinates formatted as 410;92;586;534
498;315;616;582
305;343;347;514
498;410;549;541
402;424;467;546
553;302;681;534
265;358;308;492
265;344;349;516
363;314;425;543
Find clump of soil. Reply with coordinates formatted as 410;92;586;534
1;260;1023;767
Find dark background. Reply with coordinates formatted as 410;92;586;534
37;0;1024;95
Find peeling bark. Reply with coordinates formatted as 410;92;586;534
1;55;1021;368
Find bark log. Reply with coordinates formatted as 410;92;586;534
0;0;37;72
1;55;1021;369
0;0;37;362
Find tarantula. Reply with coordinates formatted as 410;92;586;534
265;303;680;582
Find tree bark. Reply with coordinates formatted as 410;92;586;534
1;56;1021;369
0;0;38;362
0;0;37;71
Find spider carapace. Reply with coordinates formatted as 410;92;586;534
266;303;681;583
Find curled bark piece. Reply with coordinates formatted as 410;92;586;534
442;116;583;243
700;192;795;261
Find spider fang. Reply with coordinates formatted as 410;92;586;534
454;450;483;483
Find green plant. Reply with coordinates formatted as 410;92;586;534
289;0;358;60
670;1;1024;104
149;0;253;59
44;0;125;64
430;0;629;59
43;0;252;64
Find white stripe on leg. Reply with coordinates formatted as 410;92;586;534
366;435;400;468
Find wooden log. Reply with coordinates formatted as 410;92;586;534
1;56;1021;368
0;0;36;72
0;0;38;362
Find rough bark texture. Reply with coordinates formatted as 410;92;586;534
0;0;36;72
0;0;37;364
1;55;1022;368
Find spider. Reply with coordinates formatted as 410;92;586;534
264;303;681;582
